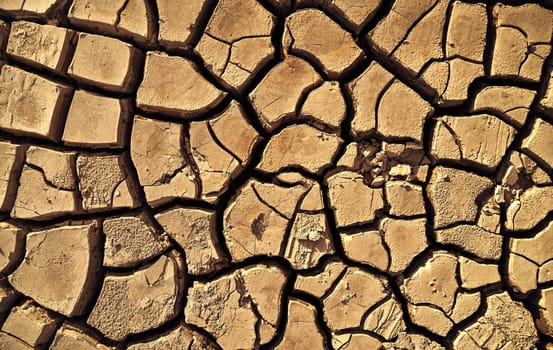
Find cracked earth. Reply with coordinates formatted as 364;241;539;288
1;0;553;349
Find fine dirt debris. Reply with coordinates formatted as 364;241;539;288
0;1;553;349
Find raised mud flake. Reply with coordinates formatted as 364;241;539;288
155;207;224;275
403;252;480;336
8;223;101;317
0;141;23;211
257;124;342;175
68;0;152;41
275;298;326;350
0;65;72;141
284;9;363;78
63;90;130;148
103;214;169;268
76;154;137;211
491;3;553;82
322;266;389;331
87;253;184;341
50;324;112;350
7;21;73;72
137;51;225;118
249;55;322;130
522;118;553;167
184;264;287;349
130;116;196;206
126;323;217;350
505;185;553;232
508;220;553;294
1;301;60;347
223;179;307;262
327;171;384;228
196;0;275;90
431;114;517;169
427;166;493;229
453;292;538;349
472;86;536;127
157;0;207;48
284;212;334;270
68;33;142;93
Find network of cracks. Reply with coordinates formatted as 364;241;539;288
1;0;553;349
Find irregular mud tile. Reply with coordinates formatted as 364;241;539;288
9;223;101;317
472;86;536;127
275;298;326;350
336;142;358;168
323;0;382;32
0;0;64;14
223;179;306;261
300;81;346;128
341;230;389;270
185;264;287;349
0;65;72;141
431;114;516;169
157;0;207;48
459;257;500;289
368;0;438;54
300;182;325;211
542;71;553;113
407;304;453;337
88;253;184;341
137;51;225;118
284;212;334;270
249;55;322;130
25;146;76;190
363;297;406;340
0;222;24;274
453;292;538;349
196;0;275;90
63;90;130;148
491;3;553;82
155;207;224;275
377;80;434;142
284;9;363;78
446;1;487;62
347;61;393;136
126;324;216;350
449;292;480;323
540;260;553;284
130;116;196;206
11;165;77;220
0;332;32;350
257;124;342;174
189;120;241;202
208;101;261;165
435;224;502;260
294;260;347;298
50;324;112;350
383;332;445;350
505;185;553;231
322;267;388;331
76;154;137;211
103;215;169;268
327;171;384;228
68;33;142;93
6;21;73;72
538;287;553;336
331;333;382;349
382;218;427;273
2;301;59;347
427;166;493;229
0;142;23;211
508;220;553;293
68;0;152;41
522;118;553;167
385;181;425;217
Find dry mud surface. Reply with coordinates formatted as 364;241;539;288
1;0;553;349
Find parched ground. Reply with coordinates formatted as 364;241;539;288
0;0;553;349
